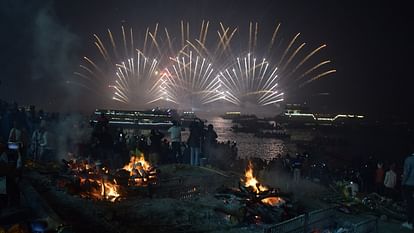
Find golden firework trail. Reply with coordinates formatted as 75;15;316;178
74;20;335;108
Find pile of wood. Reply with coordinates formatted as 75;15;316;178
56;158;159;201
214;182;300;224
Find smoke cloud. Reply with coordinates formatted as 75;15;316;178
31;4;79;82
0;0;80;111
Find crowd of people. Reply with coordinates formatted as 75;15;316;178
85;114;233;169
0;100;59;208
257;150;414;229
0;106;241;209
0;102;413;229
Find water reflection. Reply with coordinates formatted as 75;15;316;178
206;116;285;160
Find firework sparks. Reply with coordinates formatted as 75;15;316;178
74;21;335;109
219;53;284;106
163;51;222;107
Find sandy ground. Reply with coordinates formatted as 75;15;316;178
8;163;412;233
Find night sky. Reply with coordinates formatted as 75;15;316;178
0;0;412;118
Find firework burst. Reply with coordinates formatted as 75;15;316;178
219;53;283;106
161;51;223;107
74;21;335;109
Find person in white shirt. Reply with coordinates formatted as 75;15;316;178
383;163;397;199
30;127;44;161
39;123;54;161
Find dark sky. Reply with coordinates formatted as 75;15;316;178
0;0;412;118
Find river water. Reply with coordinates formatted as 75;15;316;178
203;116;286;160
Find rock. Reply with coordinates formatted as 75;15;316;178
380;214;388;221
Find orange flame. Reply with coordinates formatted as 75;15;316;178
68;153;154;202
99;179;120;202
243;161;268;193
261;197;284;206
78;177;120;202
123;153;151;175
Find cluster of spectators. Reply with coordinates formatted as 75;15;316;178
0;100;59;208
76;114;239;171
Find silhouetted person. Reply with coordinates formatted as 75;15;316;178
96;126;113;165
113;128;126;168
291;153;302;182
149;129;164;165
188;120;202;166
160;139;171;164
138;135;149;157
204;124;217;162
30;124;44;161
401;152;414;230
39;121;55;162
8;121;22;145
96;112;109;129
168;120;182;163
374;162;384;194
1;143;22;207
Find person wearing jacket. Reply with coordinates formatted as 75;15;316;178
402;153;414;230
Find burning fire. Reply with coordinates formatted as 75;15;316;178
122;153;156;185
65;153;156;202
99;179;121;202
123;153;151;175
241;161;285;207
78;177;120;202
243;161;268;193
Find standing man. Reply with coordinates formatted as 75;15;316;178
168;120;182;163
188;120;202;166
204;124;218;163
383;163;397;199
1;142;22;207
401;152;414;230
8;121;22;145
291;153;302;182
374;162;385;194
149;129;164;166
30;125;43;161
39;121;55;162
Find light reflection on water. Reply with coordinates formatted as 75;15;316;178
205;116;286;160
